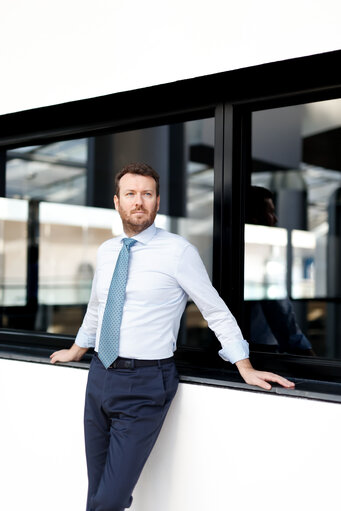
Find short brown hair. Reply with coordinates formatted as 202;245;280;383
115;163;160;196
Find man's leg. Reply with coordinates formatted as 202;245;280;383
84;355;111;511
85;356;178;511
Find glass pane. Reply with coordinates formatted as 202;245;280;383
0;198;28;309
245;98;341;358
95;119;215;349
38;202;117;334
3;119;214;347
6;139;88;205
244;224;287;300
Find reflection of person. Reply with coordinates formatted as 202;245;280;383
50;165;294;511
245;186;314;355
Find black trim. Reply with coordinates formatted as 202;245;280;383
0;150;6;196
1;50;341;149
213;104;250;319
1;50;341;390
212;104;224;293
0;329;75;349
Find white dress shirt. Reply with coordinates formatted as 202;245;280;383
75;223;249;364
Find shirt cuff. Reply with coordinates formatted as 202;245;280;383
219;339;250;365
75;328;96;349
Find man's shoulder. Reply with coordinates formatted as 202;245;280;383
154;228;191;249
97;237;121;254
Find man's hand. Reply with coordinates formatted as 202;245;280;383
50;343;88;364
236;358;295;391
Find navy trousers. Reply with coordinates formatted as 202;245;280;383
84;354;179;511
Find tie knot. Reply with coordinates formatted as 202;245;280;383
123;238;137;250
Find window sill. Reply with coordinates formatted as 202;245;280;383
1;346;341;404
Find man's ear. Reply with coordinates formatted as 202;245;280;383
156;195;160;211
113;195;118;210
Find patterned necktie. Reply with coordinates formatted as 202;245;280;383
98;237;137;369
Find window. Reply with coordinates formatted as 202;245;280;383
245;98;341;359
1;118;215;348
1;50;341;390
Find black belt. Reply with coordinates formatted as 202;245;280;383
94;352;174;369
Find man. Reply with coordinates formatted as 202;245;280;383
246;185;278;227
51;163;294;511
245;186;314;355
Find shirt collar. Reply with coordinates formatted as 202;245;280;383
121;222;157;245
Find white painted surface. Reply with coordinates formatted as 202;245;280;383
1;0;341;115
0;357;340;511
0;359;88;511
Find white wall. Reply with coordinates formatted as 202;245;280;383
1;357;340;511
0;0;341;115
0;359;88;511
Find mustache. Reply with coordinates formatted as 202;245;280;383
131;207;147;213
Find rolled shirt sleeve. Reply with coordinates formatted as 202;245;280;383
176;244;249;364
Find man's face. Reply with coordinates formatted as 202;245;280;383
114;173;160;236
263;198;278;227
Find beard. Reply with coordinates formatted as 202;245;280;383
119;205;158;235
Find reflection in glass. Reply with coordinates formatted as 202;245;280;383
244;224;287;300
291;229;316;298
244;187;313;355
39;202;117;306
247;98;341;358
2;119;215;347
6;139;88;205
0;198;28;308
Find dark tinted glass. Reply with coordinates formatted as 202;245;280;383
245;98;341;359
1;119;214;347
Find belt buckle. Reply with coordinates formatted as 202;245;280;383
112;358;134;369
122;359;134;369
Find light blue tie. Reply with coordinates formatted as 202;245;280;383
98;237;137;369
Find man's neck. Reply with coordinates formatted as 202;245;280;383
123;226;145;238
123;222;154;238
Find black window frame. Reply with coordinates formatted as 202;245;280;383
1;50;341;389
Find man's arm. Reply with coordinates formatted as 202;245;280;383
235;358;295;390
176;244;295;391
262;299;314;355
50;343;88;364
50;260;99;365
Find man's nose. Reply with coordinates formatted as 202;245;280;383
135;194;143;205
